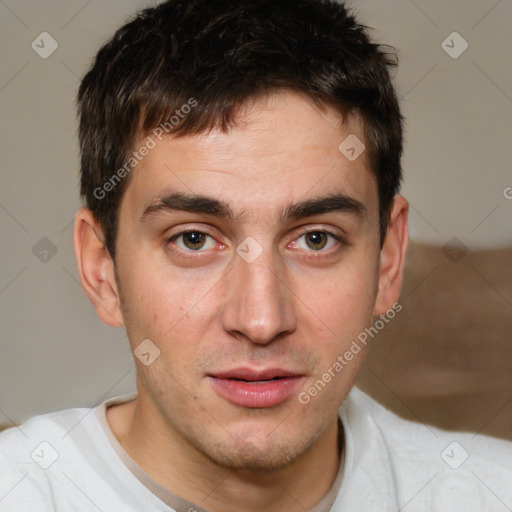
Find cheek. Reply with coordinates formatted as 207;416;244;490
119;264;218;368
120;256;198;325
295;258;377;336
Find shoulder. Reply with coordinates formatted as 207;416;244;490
0;406;92;462
338;387;512;509
0;406;94;511
345;386;512;463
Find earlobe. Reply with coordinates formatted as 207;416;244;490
72;208;124;327
373;195;409;315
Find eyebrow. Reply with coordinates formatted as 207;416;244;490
140;191;367;224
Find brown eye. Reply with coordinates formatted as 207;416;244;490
170;231;216;251
182;232;206;250
304;232;328;250
291;230;342;253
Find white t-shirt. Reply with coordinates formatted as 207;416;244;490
0;386;511;511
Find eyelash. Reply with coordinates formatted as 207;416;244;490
165;228;347;259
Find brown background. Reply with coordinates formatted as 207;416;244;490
356;240;512;441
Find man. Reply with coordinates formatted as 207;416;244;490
1;0;511;510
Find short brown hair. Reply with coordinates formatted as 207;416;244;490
78;0;404;260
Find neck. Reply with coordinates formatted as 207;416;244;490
107;397;342;512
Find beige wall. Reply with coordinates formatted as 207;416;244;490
0;0;510;422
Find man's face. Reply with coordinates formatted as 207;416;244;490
114;91;383;470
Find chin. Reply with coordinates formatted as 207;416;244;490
197;430;315;471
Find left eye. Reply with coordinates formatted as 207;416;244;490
293;231;339;251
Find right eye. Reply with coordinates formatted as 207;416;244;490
167;231;218;252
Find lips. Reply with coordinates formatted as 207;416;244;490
211;368;301;382
208;368;305;408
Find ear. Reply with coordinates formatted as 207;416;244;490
72;208;124;327
373;195;409;315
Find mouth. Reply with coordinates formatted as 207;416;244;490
207;368;305;408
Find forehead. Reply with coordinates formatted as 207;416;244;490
120;91;378;224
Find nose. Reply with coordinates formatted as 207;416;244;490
221;243;297;345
